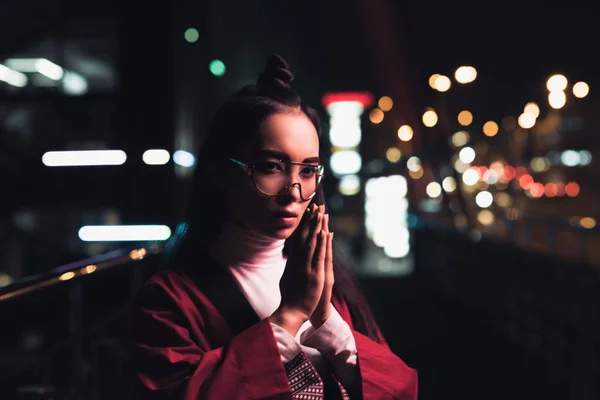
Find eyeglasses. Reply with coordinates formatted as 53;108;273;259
229;157;325;201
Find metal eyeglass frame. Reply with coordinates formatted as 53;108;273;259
228;157;325;201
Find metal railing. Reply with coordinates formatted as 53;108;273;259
0;244;163;398
0;245;161;304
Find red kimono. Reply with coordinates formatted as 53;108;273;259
130;255;417;399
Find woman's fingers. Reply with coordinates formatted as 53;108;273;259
312;230;327;271
325;232;333;268
325;232;334;281
305;211;322;267
298;204;316;243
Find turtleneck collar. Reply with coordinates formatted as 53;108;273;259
209;221;287;270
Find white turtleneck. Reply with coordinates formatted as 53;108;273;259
209;221;358;387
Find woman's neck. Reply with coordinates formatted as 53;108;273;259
209;221;286;269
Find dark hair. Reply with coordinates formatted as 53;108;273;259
169;54;381;342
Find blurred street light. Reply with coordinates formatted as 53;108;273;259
454;66;477;84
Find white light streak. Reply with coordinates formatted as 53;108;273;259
78;225;172;242
42;150;127;167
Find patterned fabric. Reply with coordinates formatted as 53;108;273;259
284;352;350;399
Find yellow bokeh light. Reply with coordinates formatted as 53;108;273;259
369;108;384;124
434;75;451;92
489;160;504;171
130;248;147;260
548;91;566;109
518;113;536;129
477;210;495;225
81;264;97;274
386;147;401;163
422;109;438;127
546;74;568;92
0;272;13;287
454;66;477;84
530;157;550;173
580;217;596;229
378;96;393;111
573;81;589;98
523;102;540;118
338;176;361;196
495;192;513;208
397;125;414;141
483;121;499;137
442;176;457;192
59;271;75;281
428;74;440;89
451;131;470;147
409;168;424;179
426;182;442;198
457;110;473;126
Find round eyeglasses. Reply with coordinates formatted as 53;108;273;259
229;157;324;201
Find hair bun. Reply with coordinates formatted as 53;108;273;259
257;54;295;91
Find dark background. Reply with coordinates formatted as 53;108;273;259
1;1;599;399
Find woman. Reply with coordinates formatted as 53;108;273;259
130;54;417;399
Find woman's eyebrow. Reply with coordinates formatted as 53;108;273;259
258;149;320;163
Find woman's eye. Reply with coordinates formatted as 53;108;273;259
256;161;283;173
301;166;317;176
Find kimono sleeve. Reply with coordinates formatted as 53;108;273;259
333;296;418;400
130;277;292;399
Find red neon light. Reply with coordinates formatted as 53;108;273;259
321;92;375;108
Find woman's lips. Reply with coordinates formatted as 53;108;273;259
273;215;297;227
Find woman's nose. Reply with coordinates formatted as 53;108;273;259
280;182;304;202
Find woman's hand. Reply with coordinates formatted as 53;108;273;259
310;210;334;329
270;203;327;336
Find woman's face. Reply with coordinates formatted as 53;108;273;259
223;112;320;240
